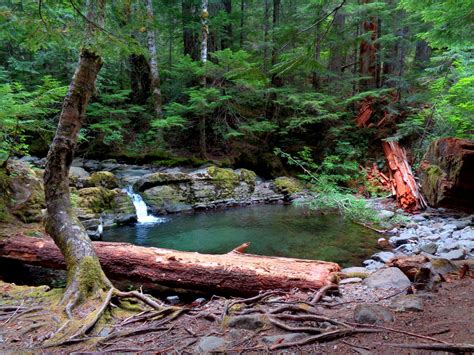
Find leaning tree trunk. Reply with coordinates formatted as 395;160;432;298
145;0;163;118
43;0;112;314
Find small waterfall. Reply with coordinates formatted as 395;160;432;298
125;187;164;224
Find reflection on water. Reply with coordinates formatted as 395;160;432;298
103;204;380;267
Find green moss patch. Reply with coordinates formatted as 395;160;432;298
89;171;119;189
273;177;303;195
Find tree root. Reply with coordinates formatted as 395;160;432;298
384;342;474;352
310;284;339;304
42;286;186;349
269;328;381;350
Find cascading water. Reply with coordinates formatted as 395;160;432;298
125;187;166;224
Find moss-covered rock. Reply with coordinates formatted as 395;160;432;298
89;171;119;189
142;185;192;213
5;160;45;223
273;177;303;195
207;166;240;197
76;187;117;214
134;172;191;192
239;169;257;187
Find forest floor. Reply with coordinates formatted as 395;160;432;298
1;272;473;353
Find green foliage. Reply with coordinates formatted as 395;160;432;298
0;73;66;159
275;147;378;223
399;0;474;48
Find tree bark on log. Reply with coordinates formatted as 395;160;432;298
0;235;340;296
382;141;427;212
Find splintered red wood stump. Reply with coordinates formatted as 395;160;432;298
382;141;427;213
0;236;340;295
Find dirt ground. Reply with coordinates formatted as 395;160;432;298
1;271;473;354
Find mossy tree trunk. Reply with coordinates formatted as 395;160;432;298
43;0;112;315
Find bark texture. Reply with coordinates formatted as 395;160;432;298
382;141;427;212
359;0;379;90
129;54;151;105
43;0;111;311
182;0;199;60
201;0;209;63
145;0;163;118
419;138;474;212
328;11;345;74
0;236;341;296
43;47;111;305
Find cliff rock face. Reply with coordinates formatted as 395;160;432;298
420;138;474;212
133;167;288;214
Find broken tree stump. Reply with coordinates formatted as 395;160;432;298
382;141;427;213
0;234;340;296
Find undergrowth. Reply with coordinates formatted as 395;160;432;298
275;147;379;223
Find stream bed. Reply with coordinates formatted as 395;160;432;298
103;204;380;267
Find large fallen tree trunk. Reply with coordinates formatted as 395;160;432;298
0;235;340;296
382;141;427;213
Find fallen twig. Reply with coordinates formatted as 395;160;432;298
270;328;381;350
310;284;339;304
384;342;474;352
345;322;449;344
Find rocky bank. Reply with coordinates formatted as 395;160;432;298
4;157;303;239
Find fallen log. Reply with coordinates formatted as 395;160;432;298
0;235;340;296
382;141;427;212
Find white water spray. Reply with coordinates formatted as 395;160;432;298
125;187;165;224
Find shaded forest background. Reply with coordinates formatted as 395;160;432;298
1;0;472;179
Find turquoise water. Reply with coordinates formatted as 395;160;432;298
102;204;379;267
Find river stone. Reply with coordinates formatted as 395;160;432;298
262;333;308;344
341;267;371;277
458;228;474;240
378;210;395;220
227;315;266;330
354;304;394;324
438;249;466;260
372;251;395;263
196;336;227;353
70;166;90;178
166;295;180;305
339;277;363;285
453;218;472;230
428;258;458;275
363;260;384;271
390;232;418;247
416;225;434;237
439;239;459;252
363;267;411;289
459;240;474;251
412;214;426;222
390;295;424;312
420;242;438;255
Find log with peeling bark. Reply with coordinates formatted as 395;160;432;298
0;236;340;296
382;141;427;213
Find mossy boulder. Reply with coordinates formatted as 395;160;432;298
76;187;136;228
134;172;191;192
420;138;474;212
207;166;241;198
76;187;117;214
3;160;45;223
273;177;303;195
89;171;119;189
239;169;257;187
142;185;192;213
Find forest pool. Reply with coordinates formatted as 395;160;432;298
103;204;380;267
